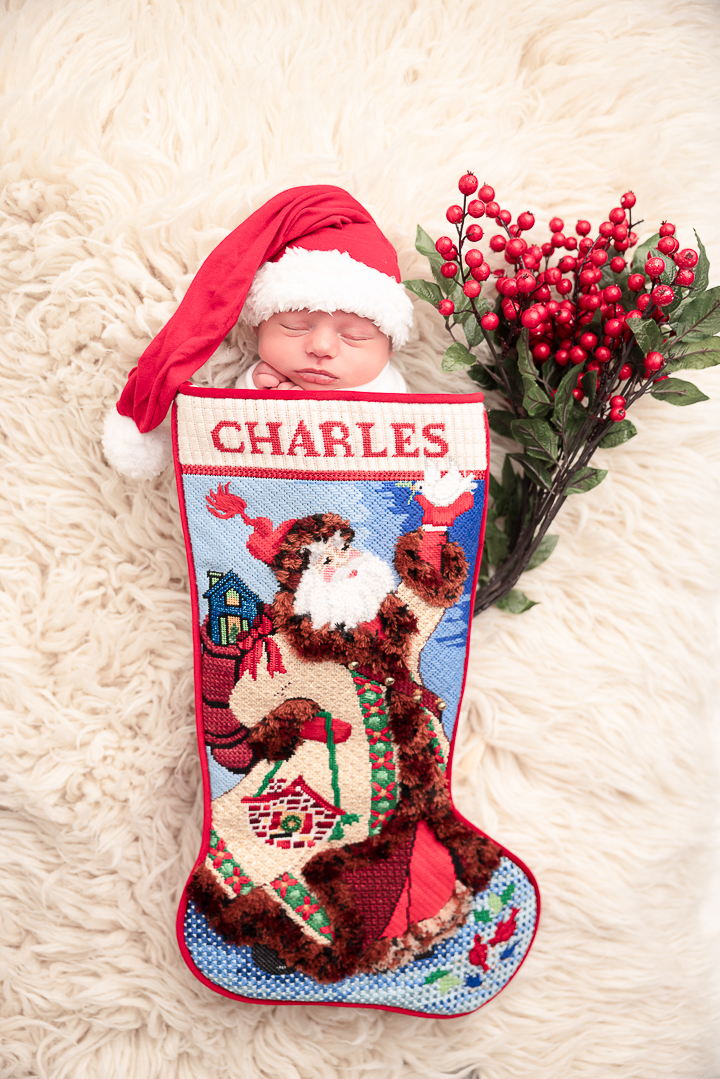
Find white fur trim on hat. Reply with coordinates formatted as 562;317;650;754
102;409;173;479
242;247;414;348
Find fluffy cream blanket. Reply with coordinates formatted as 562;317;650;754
1;1;719;1076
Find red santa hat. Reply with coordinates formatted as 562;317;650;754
103;185;413;477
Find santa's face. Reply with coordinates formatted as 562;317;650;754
292;532;396;630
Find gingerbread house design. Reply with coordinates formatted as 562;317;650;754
242;775;345;850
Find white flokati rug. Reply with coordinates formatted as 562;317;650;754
1;1;719;1077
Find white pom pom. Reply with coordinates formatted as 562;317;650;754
102;409;173;479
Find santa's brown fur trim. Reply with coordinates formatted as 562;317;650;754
394;529;468;608
245;697;319;761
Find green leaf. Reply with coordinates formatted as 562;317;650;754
500;882;516;904
441;342;475;372
508;452;553;489
517;332;551;415
665;336;720;371
565;466;607;495
674;286;720;342
649;377;710;406
463;312;486;348
510;416;559;461
484;511;508;566
403;278;444;306
478;546;490;586
631;233;660;275
424;969;450;985
526;533;559;571
581;369;597;408
474;909;491;923
431;263;463;303
494;456;522;524
692;230;709;294
415;224;443;264
630;318;664;356
552;363;581;435
496;589;538;614
487;410;515;438
487;893;503;915
598;418;637;448
467;363;498;391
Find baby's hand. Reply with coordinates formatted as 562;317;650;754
252;362;300;391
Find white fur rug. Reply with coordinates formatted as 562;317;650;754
1;1;719;1076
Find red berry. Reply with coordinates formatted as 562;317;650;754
610;395;626;407
481;312;499;331
676;268;695;286
584;294;602;311
502;302;518;321
621;191;636;209
556;278;573;295
645;256;666;277
546;300;560;315
528;244;542;259
609;207;627;225
604;319;624;337
651;284;674;306
549;216;564;233
435;236;454;256
609;406;626;422
564;237;578;250
612;224;628;242
645;351;664;372
517;211;535;231
619;363;633;379
441;261;458;278
586;360;601;373
603;285;622;303
579;267;598;287
535;284;552;302
625;309;642;321
572;387;584;401
472;262;491;281
444;245;458;260
467;200;486;219
591;249;608;266
556;308;573;325
628;273;646;292
541;242;553;257
446;205;463;224
658;222;676;237
497;209;512;225
522;308;543;329
532;343;551;361
558;255;577;272
484;201;500;218
551;232;566;248
556;349;570;365
676;248;699;268
610;256;626;272
466;224;484;242
506;238;526;259
628;231;638;247
463;280;482;298
489;234;507;253
465;248;484;267
576;219;592;236
545;266;562;285
578;237;594;254
499;277;518;297
516;270;536;294
579;332;598;350
637;293;651;311
569;346;587;364
595;347;611;363
478;184;495;202
458;172;479;195
438;299;455;316
599;221;614;238
657;236;679;255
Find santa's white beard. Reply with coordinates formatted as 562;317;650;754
293;551;396;630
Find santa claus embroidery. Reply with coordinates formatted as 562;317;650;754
189;461;503;982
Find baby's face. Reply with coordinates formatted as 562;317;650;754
255;309;392;390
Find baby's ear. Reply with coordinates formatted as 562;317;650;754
102;409;173;479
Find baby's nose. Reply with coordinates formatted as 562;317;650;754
306;328;338;357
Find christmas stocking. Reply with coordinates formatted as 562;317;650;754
174;383;539;1016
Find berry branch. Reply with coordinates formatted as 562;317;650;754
404;173;720;615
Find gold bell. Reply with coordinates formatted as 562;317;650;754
348;661;359;671
437;699;447;711
412;690;423;703
384;677;395;687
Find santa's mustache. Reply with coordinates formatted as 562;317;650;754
293;550;397;630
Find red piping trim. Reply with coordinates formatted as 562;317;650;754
177;381;485;405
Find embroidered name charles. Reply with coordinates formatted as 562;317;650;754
211;419;450;459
